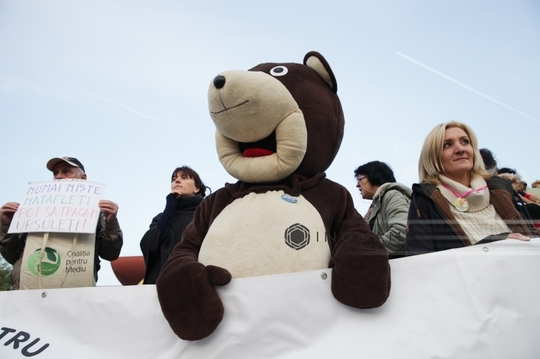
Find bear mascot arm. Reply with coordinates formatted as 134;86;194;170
157;51;391;341
156;192;233;341
301;177;391;309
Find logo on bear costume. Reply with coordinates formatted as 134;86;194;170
284;223;310;250
27;247;62;276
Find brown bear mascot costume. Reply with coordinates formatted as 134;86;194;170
156;51;391;341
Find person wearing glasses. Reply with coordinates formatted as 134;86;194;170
354;161;412;258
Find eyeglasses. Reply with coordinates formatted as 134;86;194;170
356;176;366;184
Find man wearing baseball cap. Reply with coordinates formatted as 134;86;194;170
46;156;86;175
0;156;123;289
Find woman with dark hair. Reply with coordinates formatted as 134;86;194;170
140;166;209;284
354;161;412;258
406;121;533;256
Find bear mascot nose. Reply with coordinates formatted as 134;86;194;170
213;75;226;89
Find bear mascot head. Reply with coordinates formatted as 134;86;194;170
156;51;391;341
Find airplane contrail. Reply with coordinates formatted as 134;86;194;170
396;51;539;125
1;56;157;121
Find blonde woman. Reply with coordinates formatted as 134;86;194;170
406;121;534;256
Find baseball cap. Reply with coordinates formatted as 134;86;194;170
46;157;86;173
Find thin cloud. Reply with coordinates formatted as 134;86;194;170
396;52;539;125
1;56;157;121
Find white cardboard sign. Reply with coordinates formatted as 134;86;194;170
8;180;105;234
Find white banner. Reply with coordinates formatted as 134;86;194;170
1;239;539;358
8;180;105;234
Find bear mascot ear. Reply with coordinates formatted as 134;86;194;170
304;51;338;93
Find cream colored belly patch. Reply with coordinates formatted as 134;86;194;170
199;190;330;278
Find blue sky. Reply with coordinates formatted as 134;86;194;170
1;0;539;285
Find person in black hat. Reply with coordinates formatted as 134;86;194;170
46;156;87;178
0;156;123;289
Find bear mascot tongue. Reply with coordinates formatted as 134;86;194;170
242;147;274;157
156;51;391;341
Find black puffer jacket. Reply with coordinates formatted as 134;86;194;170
140;194;203;284
406;176;534;256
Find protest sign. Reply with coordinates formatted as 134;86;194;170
8;179;105;234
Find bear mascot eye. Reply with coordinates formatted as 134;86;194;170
270;66;288;76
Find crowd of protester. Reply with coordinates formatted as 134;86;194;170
1;121;538;290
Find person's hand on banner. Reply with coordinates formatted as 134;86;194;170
0;202;19;226
98;200;119;224
506;232;531;241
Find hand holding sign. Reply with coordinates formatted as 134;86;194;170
0;202;19;227
98;200;119;224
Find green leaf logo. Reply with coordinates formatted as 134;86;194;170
27;247;61;277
